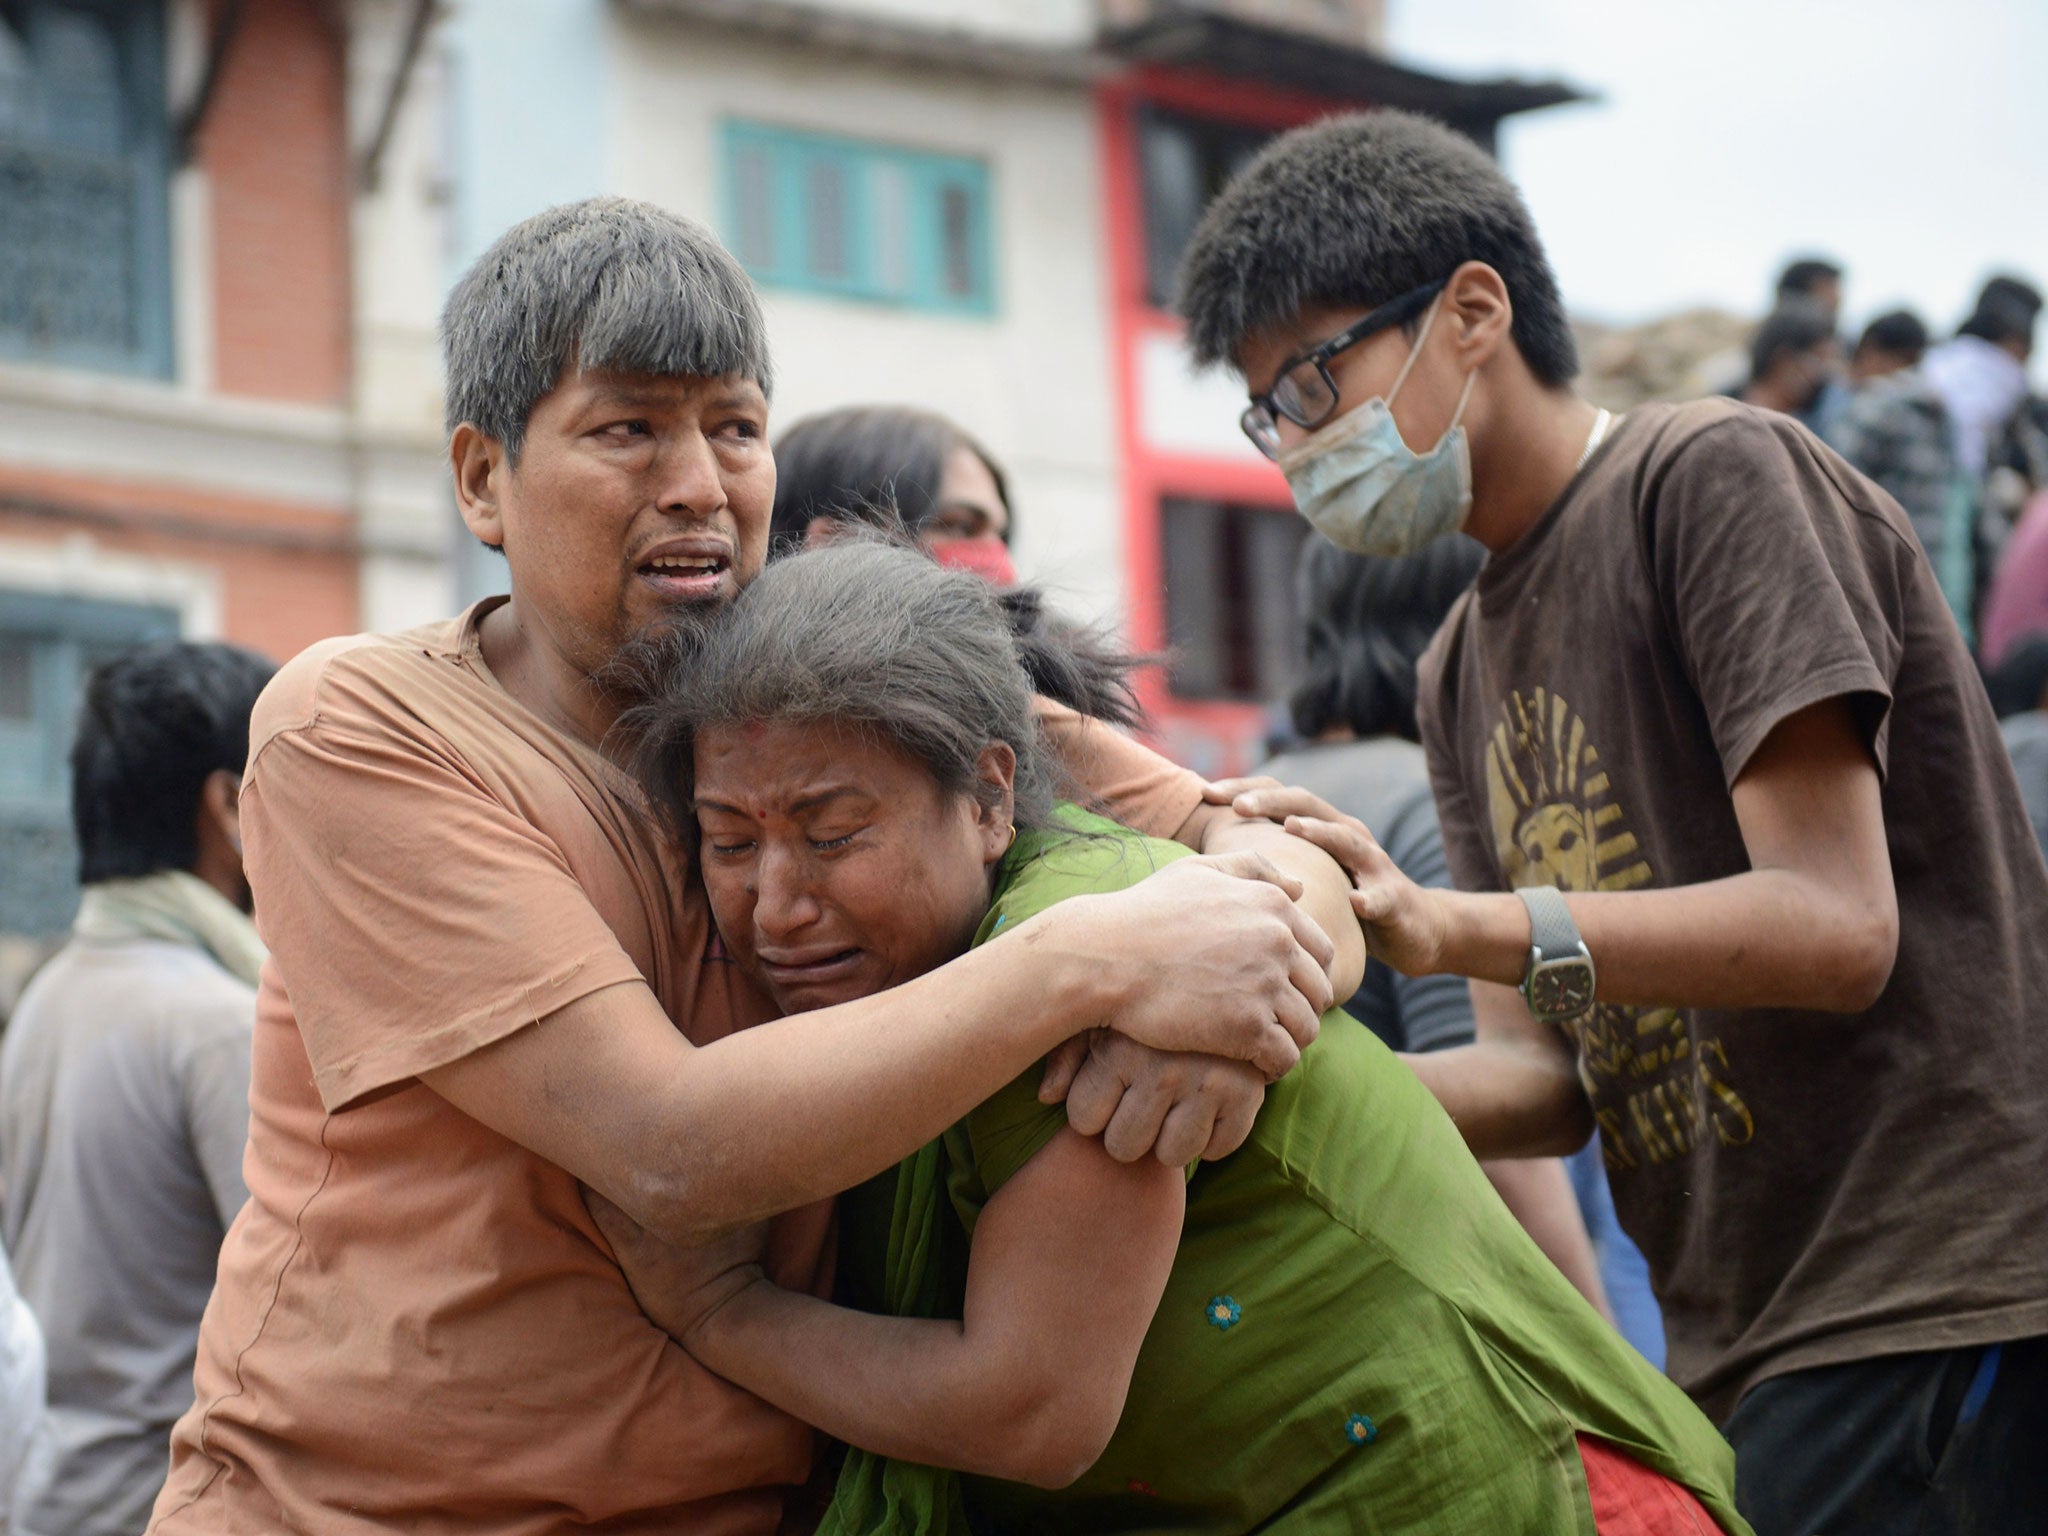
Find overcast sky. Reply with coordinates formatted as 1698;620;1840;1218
1389;0;2047;362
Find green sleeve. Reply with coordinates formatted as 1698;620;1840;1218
944;809;1197;1235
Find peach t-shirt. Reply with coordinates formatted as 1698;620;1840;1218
148;600;1204;1535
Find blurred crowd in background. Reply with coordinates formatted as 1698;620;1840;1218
1716;259;2048;859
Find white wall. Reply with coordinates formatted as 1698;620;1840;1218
605;13;1127;629
347;0;474;628
794;0;1096;46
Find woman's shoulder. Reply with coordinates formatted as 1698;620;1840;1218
976;803;1190;943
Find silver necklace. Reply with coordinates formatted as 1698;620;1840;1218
1577;407;1615;471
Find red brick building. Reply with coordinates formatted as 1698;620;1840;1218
0;0;447;944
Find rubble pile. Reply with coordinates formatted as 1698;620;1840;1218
1573;308;1754;410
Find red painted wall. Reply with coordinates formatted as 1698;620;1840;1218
0;466;359;664
1097;67;1342;774
193;0;353;406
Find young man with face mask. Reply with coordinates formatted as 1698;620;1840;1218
1183;111;2048;1534
145;198;1355;1535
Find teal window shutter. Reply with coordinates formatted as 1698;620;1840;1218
721;119;995;316
0;589;181;937
0;590;181;812
0;0;174;377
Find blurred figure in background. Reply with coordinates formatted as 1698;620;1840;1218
1986;636;2048;867
1847;309;1927;387
1926;276;2043;622
1258;537;1484;1057
770;405;1015;584
1775;257;1844;331
1979;398;2048;668
1835;277;2043;641
1739;300;1840;429
0;642;274;1536
1257;538;1666;1357
1924;277;2041;480
1775;259;1850;433
1829;326;1962;606
1;1234;44;1536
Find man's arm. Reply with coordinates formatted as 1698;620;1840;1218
1399;980;1593;1158
1034;802;1364;1164
1230;697;1896;1156
1238;697;1896;1014
1176;801;1368;1001
1027;704;1365;1163
591;1124;1185;1489
424;851;1332;1244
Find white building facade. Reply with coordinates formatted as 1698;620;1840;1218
374;0;1578;768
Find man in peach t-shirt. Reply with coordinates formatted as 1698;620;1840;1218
148;199;1360;1534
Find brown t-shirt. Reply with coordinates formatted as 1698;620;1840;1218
1418;398;2048;1418
149;599;1204;1535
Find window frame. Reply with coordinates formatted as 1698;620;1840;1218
0;588;181;819
721;119;997;318
1158;495;1309;705
1136;103;1276;314
0;0;175;379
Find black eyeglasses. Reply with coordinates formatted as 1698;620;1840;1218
1240;279;1449;460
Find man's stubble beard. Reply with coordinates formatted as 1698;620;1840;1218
598;593;733;711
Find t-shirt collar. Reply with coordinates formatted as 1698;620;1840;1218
1475;406;1637;614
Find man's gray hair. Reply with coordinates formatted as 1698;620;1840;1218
441;195;774;459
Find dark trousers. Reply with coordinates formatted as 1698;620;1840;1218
1721;1334;2048;1535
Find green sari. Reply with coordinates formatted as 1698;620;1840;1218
824;806;1748;1535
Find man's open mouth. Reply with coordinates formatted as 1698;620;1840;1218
636;551;731;599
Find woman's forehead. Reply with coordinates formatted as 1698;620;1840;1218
692;719;930;804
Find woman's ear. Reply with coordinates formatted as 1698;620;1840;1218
1446;260;1513;371
974;742;1018;863
452;423;508;551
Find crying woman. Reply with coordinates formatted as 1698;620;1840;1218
602;539;1749;1536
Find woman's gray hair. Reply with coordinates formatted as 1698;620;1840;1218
441;196;773;461
623;538;1141;836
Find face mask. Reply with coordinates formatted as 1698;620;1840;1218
1276;294;1476;558
930;535;1017;587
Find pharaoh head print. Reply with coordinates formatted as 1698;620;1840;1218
1486;687;1652;895
1479;686;1754;1167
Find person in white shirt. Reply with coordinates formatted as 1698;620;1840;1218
0;642;272;1536
0;1233;45;1536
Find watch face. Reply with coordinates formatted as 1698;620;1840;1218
1529;959;1595;1019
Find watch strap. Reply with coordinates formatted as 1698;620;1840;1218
1515;885;1581;960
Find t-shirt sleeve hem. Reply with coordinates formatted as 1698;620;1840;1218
1716;657;1893;790
1144;775;1206;841
310;951;649;1112
1032;696;1206;841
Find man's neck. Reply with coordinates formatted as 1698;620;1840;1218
1462;388;1605;555
478;598;621;749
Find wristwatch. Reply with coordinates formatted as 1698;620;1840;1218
1515;885;1595;1023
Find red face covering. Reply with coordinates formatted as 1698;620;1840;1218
929;536;1017;587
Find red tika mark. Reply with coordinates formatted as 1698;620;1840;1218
1127;1481;1155;1496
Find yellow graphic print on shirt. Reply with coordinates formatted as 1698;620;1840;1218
1484;687;1755;1171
